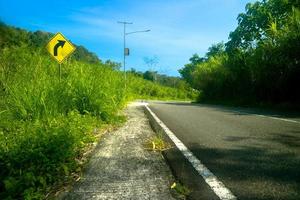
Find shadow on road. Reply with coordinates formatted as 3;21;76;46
149;101;300;199
188;138;300;200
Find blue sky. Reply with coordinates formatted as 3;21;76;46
0;0;253;76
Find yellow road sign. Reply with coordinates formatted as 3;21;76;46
46;32;76;63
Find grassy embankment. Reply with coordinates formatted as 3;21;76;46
0;46;196;199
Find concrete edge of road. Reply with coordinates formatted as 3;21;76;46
143;104;237;200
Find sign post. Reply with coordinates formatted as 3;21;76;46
59;63;62;81
46;32;76;81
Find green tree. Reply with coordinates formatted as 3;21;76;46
178;54;205;87
105;60;121;70
206;42;225;58
180;0;300;104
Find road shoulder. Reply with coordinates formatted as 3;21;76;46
63;102;176;200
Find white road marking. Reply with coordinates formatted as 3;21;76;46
232;110;300;124
145;105;237;200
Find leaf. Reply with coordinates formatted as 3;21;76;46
38;176;46;187
62;164;69;175
4;177;17;191
152;141;156;150
171;182;176;189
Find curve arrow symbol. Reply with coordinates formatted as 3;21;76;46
53;40;66;56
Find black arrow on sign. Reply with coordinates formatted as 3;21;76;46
53;40;66;56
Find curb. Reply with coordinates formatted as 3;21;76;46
144;105;220;200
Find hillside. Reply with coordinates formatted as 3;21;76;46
0;23;196;199
0;22;101;64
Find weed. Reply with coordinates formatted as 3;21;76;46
170;182;191;199
144;132;172;152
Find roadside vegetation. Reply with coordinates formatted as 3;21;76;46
179;0;300;107
0;23;196;199
144;133;172;152
170;182;191;200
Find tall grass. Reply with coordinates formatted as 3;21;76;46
0;46;195;199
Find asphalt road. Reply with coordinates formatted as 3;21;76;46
148;102;300;200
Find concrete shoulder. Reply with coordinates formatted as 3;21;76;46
64;102;176;200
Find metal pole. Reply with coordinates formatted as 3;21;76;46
118;22;149;91
118;21;132;90
59;63;61;82
123;23;126;89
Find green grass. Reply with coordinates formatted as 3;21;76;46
0;46;196;199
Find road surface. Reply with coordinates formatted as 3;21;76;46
148;102;300;200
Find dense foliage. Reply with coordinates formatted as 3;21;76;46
179;0;300;105
0;23;196;199
129;68;189;90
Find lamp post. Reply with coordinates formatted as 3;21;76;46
117;21;150;89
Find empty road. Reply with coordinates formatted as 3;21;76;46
148;102;300;200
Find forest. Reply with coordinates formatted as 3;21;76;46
179;0;300;106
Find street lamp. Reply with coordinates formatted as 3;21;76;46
117;21;150;89
126;30;151;35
